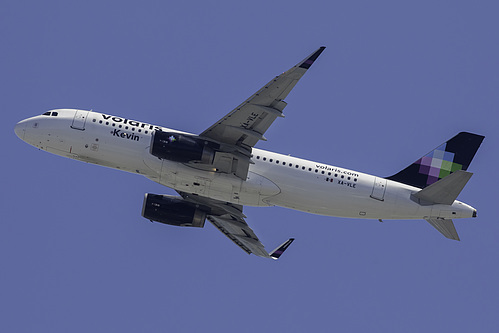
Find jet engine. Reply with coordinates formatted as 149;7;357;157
141;193;208;228
150;131;218;164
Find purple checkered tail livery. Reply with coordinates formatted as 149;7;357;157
387;132;484;189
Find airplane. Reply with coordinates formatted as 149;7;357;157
14;47;484;259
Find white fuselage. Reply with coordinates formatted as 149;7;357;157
14;109;476;221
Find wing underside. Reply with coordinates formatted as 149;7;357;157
200;47;325;150
198;47;325;180
178;192;293;259
207;214;271;258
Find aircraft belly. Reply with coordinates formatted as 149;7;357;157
148;161;280;207
262;171;431;220
263;172;373;217
239;172;281;206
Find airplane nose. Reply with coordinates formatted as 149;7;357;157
14;120;27;140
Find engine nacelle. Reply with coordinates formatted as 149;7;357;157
141;193;207;228
150;131;217;164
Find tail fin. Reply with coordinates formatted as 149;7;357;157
387;132;484;189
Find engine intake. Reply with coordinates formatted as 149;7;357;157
141;194;207;228
150;131;217;164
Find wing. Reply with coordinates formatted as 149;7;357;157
199;47;326;179
178;191;294;259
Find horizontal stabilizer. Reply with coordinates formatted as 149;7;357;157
425;218;460;241
269;238;295;260
412;170;472;205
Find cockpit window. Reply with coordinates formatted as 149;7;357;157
42;111;58;116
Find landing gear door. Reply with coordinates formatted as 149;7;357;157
71;110;89;130
371;177;387;201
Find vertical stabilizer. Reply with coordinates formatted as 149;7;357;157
387;132;484;189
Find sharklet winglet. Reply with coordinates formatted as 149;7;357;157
269;238;295;260
298;46;326;69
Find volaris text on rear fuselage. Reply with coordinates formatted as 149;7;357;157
14;47;484;259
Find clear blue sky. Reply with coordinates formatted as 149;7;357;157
2;1;498;332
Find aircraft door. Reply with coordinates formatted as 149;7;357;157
371;177;387;201
71;110;89;130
